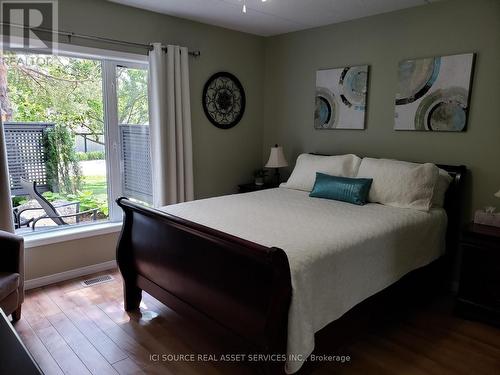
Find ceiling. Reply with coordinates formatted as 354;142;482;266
108;0;443;37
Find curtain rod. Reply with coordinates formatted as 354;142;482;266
0;23;201;57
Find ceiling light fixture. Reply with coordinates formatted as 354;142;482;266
239;0;267;14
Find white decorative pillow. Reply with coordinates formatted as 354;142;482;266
280;153;362;192
432;169;453;207
356;158;439;212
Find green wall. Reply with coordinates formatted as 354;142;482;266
15;0;500;279
263;0;500;218
53;0;500;216
58;0;265;199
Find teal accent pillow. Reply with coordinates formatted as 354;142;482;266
309;173;373;205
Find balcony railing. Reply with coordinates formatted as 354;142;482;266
5;122;152;204
4;122;54;196
119;124;152;204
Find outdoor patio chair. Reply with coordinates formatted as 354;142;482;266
14;178;98;230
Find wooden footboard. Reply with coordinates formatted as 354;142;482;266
116;197;292;354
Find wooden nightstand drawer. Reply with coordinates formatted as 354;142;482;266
461;244;500;282
456;224;500;326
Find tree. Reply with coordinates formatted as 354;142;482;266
5;53;105;136
0;55;13;120
1;52;149;195
117;66;148;125
3;52;149;130
3;53;100;194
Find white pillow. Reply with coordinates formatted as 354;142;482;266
356;158;439;212
432;169;453;208
280;153;361;192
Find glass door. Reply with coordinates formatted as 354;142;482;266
102;61;150;221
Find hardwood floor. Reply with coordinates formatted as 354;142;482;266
13;269;500;375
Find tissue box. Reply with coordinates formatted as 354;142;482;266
474;210;500;228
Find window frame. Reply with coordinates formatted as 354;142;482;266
4;42;149;237
103;60;150;222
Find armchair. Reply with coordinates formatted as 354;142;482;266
0;230;24;321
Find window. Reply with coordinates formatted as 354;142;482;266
2;49;150;233
104;63;152;221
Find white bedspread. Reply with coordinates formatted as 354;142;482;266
161;188;447;373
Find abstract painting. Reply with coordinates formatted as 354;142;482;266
315;65;368;129
394;53;474;131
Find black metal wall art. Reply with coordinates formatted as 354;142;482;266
202;72;245;129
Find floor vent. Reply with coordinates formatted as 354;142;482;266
81;274;114;287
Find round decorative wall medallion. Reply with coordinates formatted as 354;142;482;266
202;72;246;129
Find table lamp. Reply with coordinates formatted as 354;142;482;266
265;144;288;185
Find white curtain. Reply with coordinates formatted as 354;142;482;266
149;43;194;207
0;118;14;233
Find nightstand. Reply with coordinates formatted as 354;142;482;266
238;182;276;194
456;223;500;326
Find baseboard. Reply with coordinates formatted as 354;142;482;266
25;260;117;290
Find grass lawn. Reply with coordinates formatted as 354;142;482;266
81;175;107;200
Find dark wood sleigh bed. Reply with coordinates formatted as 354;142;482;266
115;163;466;373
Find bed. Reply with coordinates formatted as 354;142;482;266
116;161;465;374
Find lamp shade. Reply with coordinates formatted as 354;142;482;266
265;145;288;168
495;190;500;198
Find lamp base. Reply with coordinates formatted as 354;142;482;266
273;168;281;187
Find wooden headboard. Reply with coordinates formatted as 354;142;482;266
436;163;467;254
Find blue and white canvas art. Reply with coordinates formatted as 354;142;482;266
315;65;368;129
394;53;474;132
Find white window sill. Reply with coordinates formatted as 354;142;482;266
24;221;123;249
